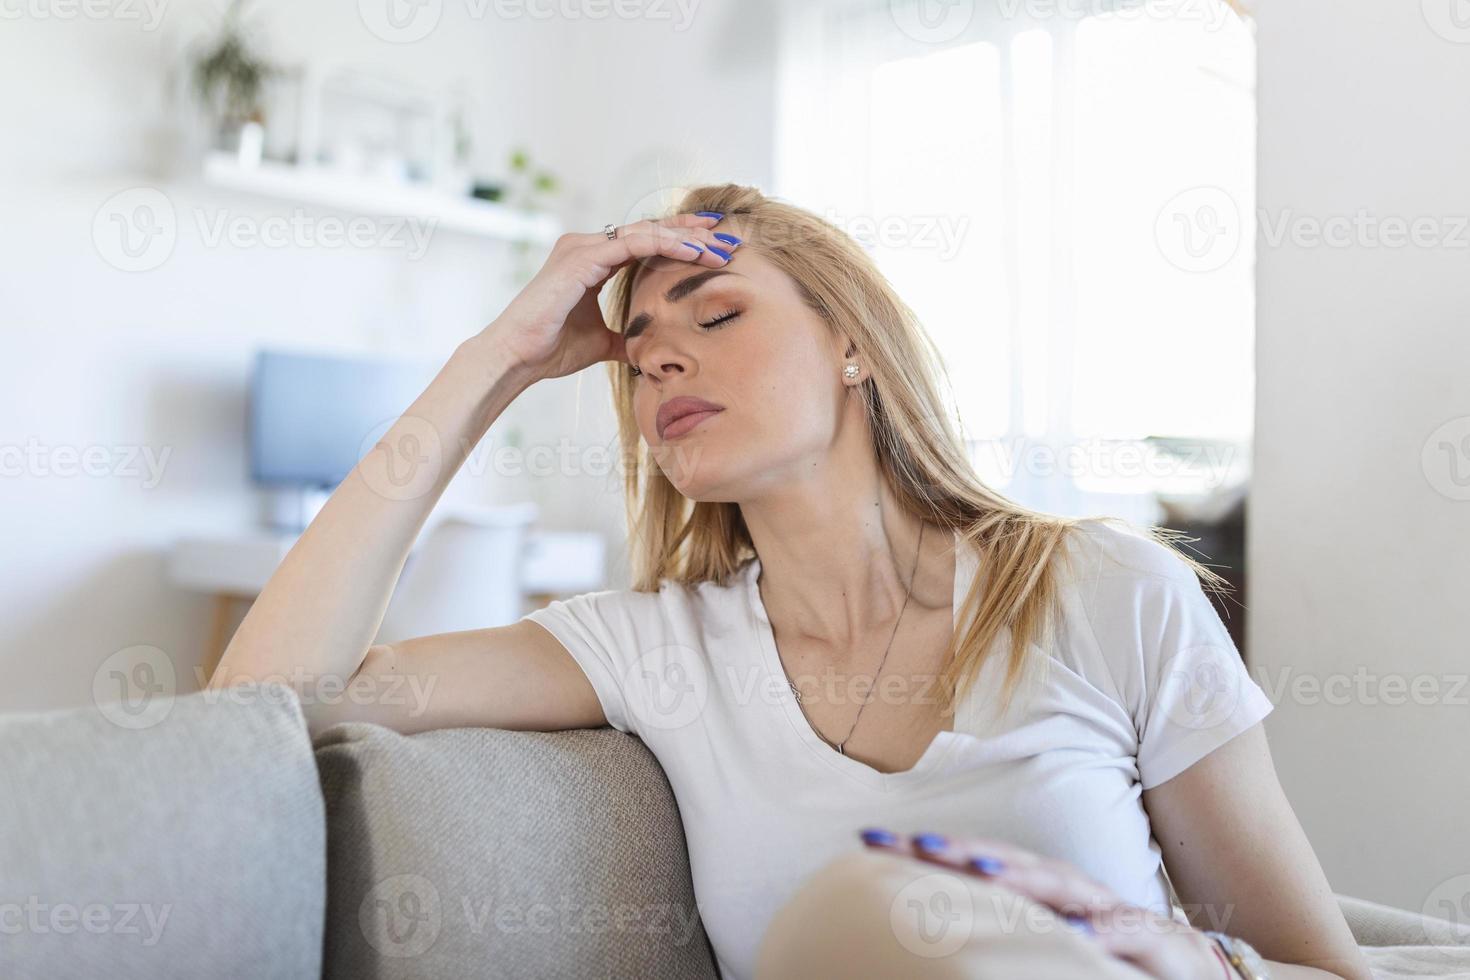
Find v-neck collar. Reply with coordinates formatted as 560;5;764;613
744;528;977;792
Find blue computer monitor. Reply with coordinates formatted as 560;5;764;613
248;348;439;489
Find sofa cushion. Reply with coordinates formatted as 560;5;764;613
313;723;718;980
0;681;325;979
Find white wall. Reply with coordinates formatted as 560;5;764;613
1252;4;1470;912
0;0;775;712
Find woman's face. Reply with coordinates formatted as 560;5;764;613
624;240;854;502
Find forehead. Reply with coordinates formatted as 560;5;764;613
627;241;788;312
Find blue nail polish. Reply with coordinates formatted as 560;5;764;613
1062;913;1095;936
712;232;743;246
707;245;732;261
913;832;948;853
860;828;897;847
682;241;705;254
968;855;1005;875
695;211;724;220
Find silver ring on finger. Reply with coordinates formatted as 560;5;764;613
603;223;618;240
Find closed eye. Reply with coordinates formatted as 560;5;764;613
629;309;741;377
698;309;741;329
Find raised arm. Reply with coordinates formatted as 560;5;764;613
206;213;736;738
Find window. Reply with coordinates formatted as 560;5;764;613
776;0;1255;519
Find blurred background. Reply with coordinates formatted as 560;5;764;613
0;0;1466;920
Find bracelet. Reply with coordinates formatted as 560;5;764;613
1202;930;1271;980
1209;939;1237;980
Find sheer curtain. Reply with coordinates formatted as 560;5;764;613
775;0;1255;523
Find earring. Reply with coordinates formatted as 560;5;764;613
843;363;860;381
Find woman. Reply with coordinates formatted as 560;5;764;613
209;185;1372;980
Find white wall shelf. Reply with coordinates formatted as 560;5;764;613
201;153;561;244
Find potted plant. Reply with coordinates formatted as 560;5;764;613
190;0;278;166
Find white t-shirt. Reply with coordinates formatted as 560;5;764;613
521;519;1274;980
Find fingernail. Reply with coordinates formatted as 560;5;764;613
682;241;705;254
707;245;733;261
967;855;1005;875
912;832;948;853
859;827;898;847
695;211;724;220
1062;913;1095;936
713;232;743;246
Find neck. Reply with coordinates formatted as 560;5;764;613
740;464;953;649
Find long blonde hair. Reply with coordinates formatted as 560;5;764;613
602;183;1229;720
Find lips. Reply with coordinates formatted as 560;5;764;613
657;395;725;440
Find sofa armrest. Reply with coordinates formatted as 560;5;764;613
313;723;719;980
1338;892;1470;948
0;681;325;980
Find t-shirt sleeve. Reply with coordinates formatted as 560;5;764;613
1072;523;1275;791
521;590;640;736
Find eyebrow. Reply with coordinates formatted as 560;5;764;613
624;269;742;342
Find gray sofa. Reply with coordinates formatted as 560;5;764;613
1;682;1466;979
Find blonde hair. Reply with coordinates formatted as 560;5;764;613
602;183;1229;720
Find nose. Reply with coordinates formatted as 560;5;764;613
638;334;695;380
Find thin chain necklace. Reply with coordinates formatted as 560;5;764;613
784;523;925;756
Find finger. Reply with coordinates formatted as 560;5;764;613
974;857;1123;918
566;212;724;251
659;209;727;229
581;220;737;275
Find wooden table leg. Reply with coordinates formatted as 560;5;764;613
202;594;236;687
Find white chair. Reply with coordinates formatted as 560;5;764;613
373;502;540;646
